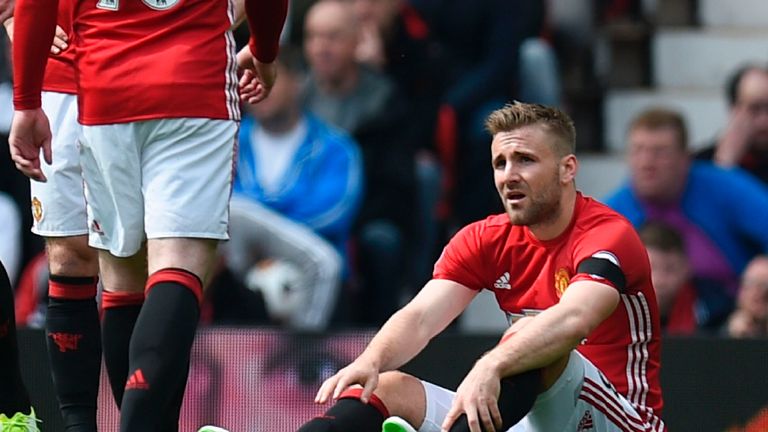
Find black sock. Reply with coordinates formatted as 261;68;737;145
160;359;190;432
297;392;389;432
0;262;31;415
101;292;143;408
449;369;541;432
46;275;101;432
119;269;201;432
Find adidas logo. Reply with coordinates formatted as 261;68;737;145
125;369;150;390
494;272;511;289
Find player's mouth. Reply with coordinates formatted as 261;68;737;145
505;191;527;204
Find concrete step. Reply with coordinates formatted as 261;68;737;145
699;0;768;28
653;29;768;89
604;88;727;153
575;154;628;201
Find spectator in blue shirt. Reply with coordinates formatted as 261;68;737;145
222;46;364;330
605;108;768;304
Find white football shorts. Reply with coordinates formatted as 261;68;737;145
418;351;664;432
80;118;238;257
30;91;88;237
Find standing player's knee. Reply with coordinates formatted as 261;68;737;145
46;236;98;276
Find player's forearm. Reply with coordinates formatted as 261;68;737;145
244;0;288;63
12;0;57;110
481;304;589;378
357;306;435;372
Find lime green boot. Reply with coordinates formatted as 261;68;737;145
0;408;41;432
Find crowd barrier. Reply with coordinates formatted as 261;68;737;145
17;328;768;431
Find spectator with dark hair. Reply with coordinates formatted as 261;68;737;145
606;108;768;302
695;64;768;184
222;45;364;330
726;255;768;338
303;0;417;325
639;221;732;334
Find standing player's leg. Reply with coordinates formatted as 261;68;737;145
0;260;39;431
79;117;236;430
35;90;101;432
97;248;147;408
44;237;100;432
119;238;216;432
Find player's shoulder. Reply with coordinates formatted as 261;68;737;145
452;213;524;249
576;194;636;234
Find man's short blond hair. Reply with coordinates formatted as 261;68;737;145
485;102;576;156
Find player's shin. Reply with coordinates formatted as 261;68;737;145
297;389;390;432
45;274;101;432
101;291;144;407
448;369;541;432
119;268;202;432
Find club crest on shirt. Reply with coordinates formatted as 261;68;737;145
554;267;570;297
31;197;43;223
142;0;180;10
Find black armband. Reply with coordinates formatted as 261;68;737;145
576;257;627;293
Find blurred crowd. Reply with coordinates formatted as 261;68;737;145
1;0;767;337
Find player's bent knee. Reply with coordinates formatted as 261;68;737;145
375;371;426;426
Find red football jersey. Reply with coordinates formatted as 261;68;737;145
42;0;77;95
434;193;664;420
72;0;239;124
14;0;286;116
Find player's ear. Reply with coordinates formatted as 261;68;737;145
559;154;578;184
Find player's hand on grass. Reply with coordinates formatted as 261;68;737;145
442;357;503;432
314;358;380;404
9;109;52;182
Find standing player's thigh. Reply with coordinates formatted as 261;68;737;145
509;352;650;432
32;92;87;236
80;123;145;257
141;118;237;241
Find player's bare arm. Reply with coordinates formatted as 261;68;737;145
315;279;477;404
441;280;620;432
9;0;59;182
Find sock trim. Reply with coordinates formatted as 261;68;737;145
101;291;145;309
338;388;390;418
146;268;203;304
49;274;98;300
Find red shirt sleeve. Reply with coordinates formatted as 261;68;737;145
12;0;58;110
244;0;288;63
433;221;490;290
570;218;650;294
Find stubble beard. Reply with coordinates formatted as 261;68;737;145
505;177;562;228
